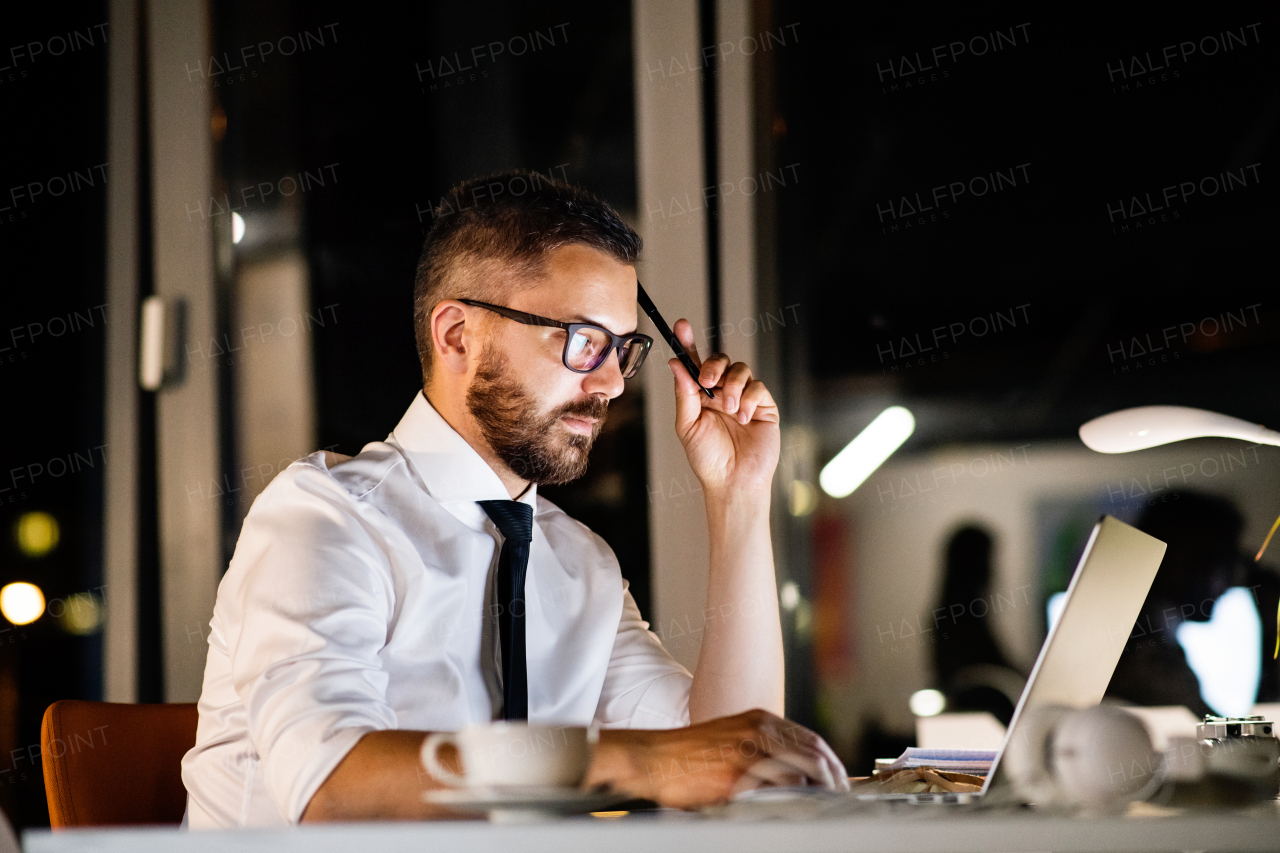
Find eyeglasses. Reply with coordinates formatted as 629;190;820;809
459;299;654;379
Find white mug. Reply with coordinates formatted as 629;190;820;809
421;722;596;789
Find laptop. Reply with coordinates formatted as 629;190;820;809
862;514;1168;804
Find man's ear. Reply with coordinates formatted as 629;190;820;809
431;301;471;376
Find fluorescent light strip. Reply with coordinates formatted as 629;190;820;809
819;406;915;498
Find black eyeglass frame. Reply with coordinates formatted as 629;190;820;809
458;299;654;378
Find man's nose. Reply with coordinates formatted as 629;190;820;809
583;350;625;399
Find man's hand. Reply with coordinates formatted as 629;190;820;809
584;709;849;809
668;319;780;497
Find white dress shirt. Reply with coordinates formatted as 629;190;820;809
182;391;692;828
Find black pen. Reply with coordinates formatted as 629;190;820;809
637;282;715;399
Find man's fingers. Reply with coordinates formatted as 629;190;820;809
759;749;835;789
672;319;702;370
698;354;733;392
757;717;849;792
717;362;752;413
670;358;704;433
784;727;849;792
734;758;809;793
729;769;766;797
737;380;774;425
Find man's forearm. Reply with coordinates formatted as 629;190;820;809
689;490;784;723
301;730;456;822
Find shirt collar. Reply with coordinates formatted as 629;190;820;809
391;390;538;513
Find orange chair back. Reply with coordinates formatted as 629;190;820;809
41;700;197;827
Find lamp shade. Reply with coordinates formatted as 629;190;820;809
1079;405;1280;454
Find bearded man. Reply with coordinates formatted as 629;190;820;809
181;173;847;827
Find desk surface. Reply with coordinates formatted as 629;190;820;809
23;807;1280;853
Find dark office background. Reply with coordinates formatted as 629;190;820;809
1;0;1275;831
774;4;1276;437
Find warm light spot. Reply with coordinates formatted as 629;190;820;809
211;106;227;142
1;583;46;625
15;511;59;557
779;581;800;612
590;811;628;819
58;592;104;636
789;480;817;516
794;598;813;636
909;688;946;717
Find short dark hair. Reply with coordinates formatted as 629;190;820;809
412;170;641;384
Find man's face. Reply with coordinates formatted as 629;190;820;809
465;243;637;485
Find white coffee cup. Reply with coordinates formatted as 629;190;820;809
421;722;596;789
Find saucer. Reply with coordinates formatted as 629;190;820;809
423;786;630;822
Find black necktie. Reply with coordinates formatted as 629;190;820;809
478;500;534;720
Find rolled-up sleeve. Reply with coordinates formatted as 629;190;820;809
225;465;399;822
593;583;692;730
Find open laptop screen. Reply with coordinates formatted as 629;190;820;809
983;515;1167;794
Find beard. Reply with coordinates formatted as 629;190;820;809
466;343;608;486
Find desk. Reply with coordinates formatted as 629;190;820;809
22;808;1280;853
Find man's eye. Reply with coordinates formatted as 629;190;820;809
571;332;603;357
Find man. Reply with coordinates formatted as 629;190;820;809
182;173;847;827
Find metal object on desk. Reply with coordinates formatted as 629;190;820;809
1157;715;1280;807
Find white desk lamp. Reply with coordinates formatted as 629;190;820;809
1079;405;1280;454
1078;405;1280;655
